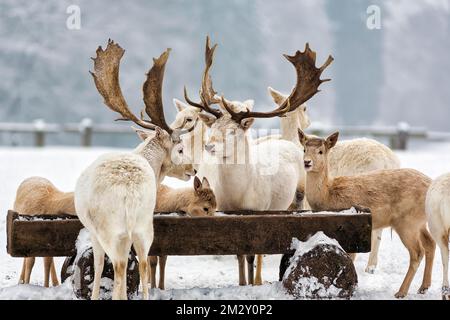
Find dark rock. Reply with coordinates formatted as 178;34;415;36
281;232;358;299
61;247;140;300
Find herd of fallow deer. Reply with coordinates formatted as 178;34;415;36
12;37;450;300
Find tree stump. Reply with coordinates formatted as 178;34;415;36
61;247;140;300
281;232;358;299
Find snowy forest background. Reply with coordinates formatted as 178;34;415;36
0;0;449;146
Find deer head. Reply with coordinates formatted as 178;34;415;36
185;38;333;159
268;87;311;130
186;177;217;216
90;39;195;180
298;129;339;173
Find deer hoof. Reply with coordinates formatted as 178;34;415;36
442;287;450;300
365;266;376;274
418;286;429;294
394;291;406;299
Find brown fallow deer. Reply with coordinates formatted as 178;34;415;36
298;129;435;298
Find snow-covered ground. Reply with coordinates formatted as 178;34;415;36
0;142;450;300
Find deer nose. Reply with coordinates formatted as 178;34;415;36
304;160;312;167
205;144;215;152
194;169;197;175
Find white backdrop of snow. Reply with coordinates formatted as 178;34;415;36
0;143;450;299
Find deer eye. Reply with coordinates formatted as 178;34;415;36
178;149;183;154
186;118;192;122
319;150;323;155
304;107;307;112
203;207;208;212
303;149;306;153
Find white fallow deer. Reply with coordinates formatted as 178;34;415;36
14;177;76;287
184;38;333;286
298;129;435;298
265;87;401;274
148;176;217;290
425;173;450;300
75;40;192;300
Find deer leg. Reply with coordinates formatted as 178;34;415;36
237;255;246;286
418;228;436;294
133;235;151;300
246;255;255;285
50;258;59;286
366;228;383;274
395;228;424;298
24;257;35;284
148;256;158;289
158;255;167;290
43;257;51;287
436;233;450;300
91;236;105;300
255;255;263;285
19;259;26;284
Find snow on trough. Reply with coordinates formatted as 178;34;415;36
0;143;449;299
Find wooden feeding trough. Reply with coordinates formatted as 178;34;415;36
6;207;371;299
6;207;372;257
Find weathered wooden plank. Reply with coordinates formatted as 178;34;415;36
6;208;371;257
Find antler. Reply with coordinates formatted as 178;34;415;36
142;49;173;135
90;39;157;130
223;43;334;123
91;39;194;138
184;36;223;118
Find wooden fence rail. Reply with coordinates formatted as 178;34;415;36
1;119;448;150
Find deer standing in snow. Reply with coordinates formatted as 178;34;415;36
425;173;450;300
265;87;400;274
184;38;333;286
298;129;435;298
14;177;76;287
75;40;192;300
148;176;216;290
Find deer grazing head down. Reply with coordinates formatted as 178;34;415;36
298;129;339;173
90;40;195;180
188;176;217;216
184;37;334;160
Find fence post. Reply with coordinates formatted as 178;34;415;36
33;119;46;147
390;122;410;150
79;118;93;147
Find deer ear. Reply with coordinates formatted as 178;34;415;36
240;118;254;131
298;129;308;146
198;113;216;127
155;126;164;140
173;98;187;112
326;131;339;149
193;176;202;191
268;87;287;106
133;127;152;141
201;177;211;189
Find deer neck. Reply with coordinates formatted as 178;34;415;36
280;111;301;143
50;191;76;215
156;185;192;212
134;141;165;183
305;164;332;211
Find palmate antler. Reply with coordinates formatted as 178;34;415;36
184;36;223;118
91;39;191;139
222;43;334;123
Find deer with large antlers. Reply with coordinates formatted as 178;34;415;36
184;38;333;286
75;40;192;300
